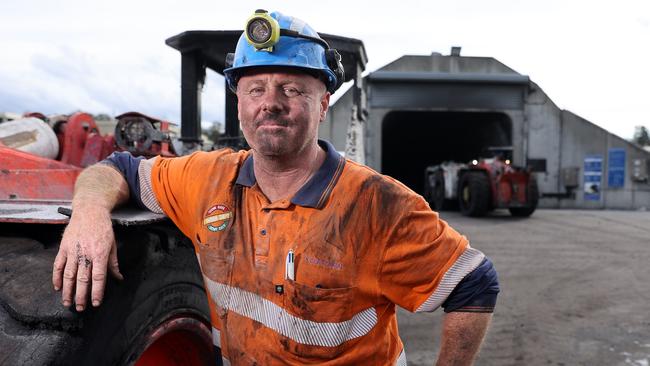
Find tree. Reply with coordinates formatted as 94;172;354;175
633;126;650;146
202;122;223;145
94;113;113;121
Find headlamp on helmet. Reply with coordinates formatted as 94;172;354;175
245;10;281;50
244;9;329;51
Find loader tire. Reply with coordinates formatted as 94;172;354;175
0;222;214;366
425;170;446;211
458;171;490;217
66;225;214;366
509;177;539;217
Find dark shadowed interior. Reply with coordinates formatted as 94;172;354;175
381;111;512;193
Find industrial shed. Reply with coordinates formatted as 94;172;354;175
321;49;650;209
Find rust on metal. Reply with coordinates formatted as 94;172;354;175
0;130;38;149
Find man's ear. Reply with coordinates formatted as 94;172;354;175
319;92;331;122
236;91;242;122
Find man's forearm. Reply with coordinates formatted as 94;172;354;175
72;164;129;211
436;312;492;366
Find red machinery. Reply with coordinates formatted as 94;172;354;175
424;152;538;217
0;111;175;204
113;112;176;158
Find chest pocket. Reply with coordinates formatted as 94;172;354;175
280;279;356;359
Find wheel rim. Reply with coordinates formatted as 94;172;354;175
462;185;470;203
133;316;213;366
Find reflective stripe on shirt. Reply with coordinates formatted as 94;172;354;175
204;276;378;347
416;247;485;312
211;327;231;366
395;348;407;366
212;326;221;346
138;157;163;213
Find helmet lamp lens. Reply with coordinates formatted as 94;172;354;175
248;18;272;44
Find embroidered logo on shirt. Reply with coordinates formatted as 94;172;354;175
304;255;343;271
203;204;232;232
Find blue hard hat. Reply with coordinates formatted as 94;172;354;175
224;10;343;93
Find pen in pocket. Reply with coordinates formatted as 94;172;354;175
285;249;295;281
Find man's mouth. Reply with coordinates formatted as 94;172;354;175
255;116;289;128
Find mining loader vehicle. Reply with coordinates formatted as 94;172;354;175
424;148;539;217
0;31;367;365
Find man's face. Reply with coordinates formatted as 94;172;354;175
236;68;330;158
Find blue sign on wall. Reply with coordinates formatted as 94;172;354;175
608;148;625;188
584;155;602;201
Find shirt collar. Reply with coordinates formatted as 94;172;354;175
235;140;346;208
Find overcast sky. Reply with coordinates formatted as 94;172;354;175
1;0;648;138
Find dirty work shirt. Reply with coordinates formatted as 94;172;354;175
145;140;484;365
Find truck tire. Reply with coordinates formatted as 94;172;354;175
68;224;214;366
0;222;214;366
424;170;446;211
458;171;490;217
509;177;539;217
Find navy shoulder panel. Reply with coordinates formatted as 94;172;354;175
101;152;146;209
442;257;500;313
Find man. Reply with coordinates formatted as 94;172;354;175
52;10;499;365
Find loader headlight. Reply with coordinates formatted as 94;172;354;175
245;10;280;50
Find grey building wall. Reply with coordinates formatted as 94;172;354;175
320;90;353;153
516;79;650;210
525;82;563;201
555;111;650;209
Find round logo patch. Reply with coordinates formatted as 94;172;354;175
203;204;232;232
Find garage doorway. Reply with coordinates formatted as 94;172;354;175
381;111;512;193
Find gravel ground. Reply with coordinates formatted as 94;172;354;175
398;209;650;366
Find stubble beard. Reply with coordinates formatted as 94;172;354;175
250;116;296;158
255;132;289;157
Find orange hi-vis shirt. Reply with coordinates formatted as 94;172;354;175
148;140;484;365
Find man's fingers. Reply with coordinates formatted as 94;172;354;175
91;243;121;308
74;254;92;311
52;250;67;291
91;256;108;307
61;254;78;308
108;242;123;281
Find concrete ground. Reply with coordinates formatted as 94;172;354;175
398;209;650;366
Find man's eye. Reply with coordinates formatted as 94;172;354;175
248;87;264;96
283;87;301;97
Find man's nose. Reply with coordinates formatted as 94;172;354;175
261;88;284;114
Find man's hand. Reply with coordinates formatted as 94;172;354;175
52;206;123;311
52;164;130;311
